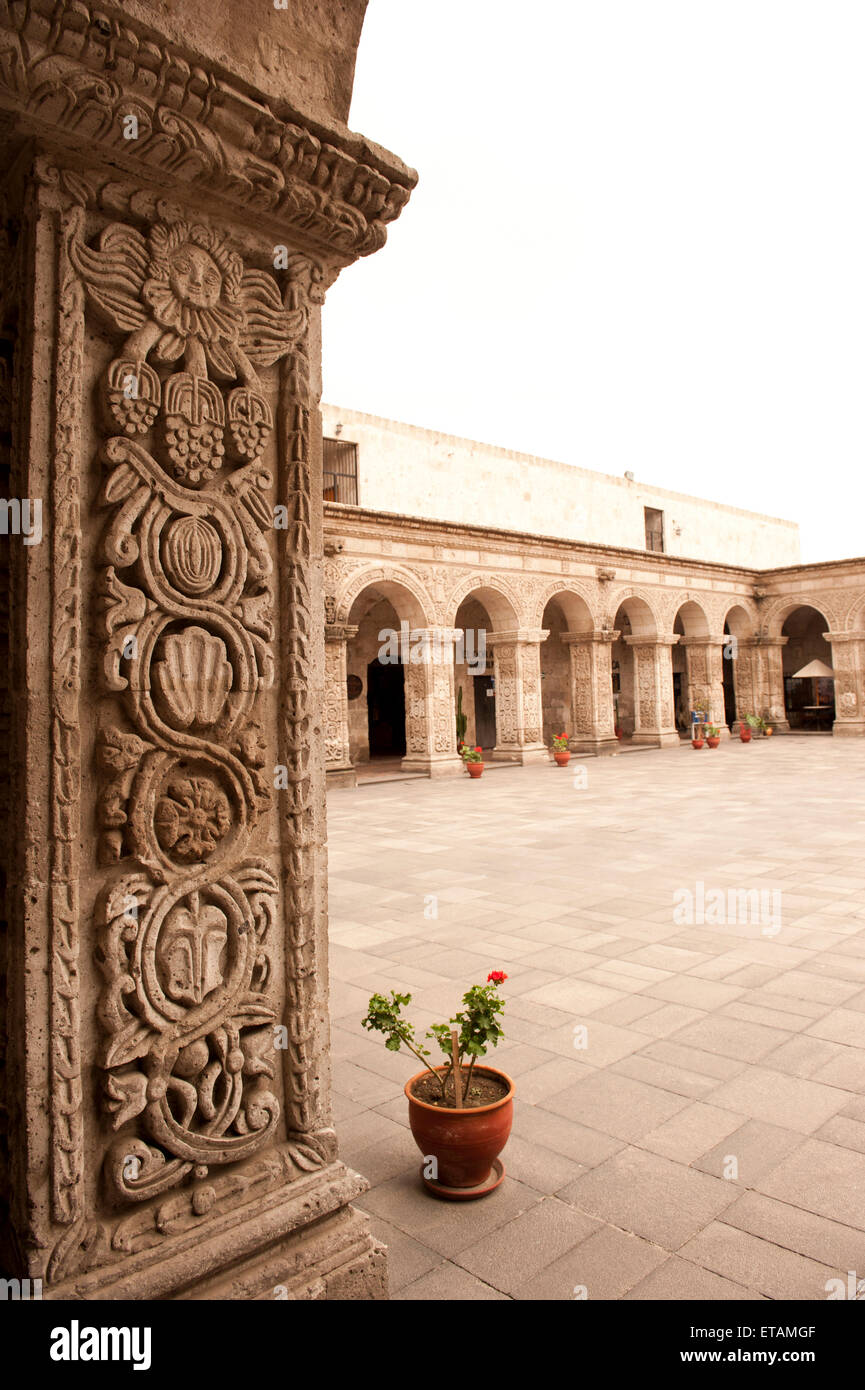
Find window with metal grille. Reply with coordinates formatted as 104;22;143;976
644;506;665;553
323;437;358;505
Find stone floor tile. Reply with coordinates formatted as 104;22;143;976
624;1256;760;1300
516;1224;667;1301
454;1198;599;1294
541;1071;689;1141
640;1102;746;1163
560;1147;738;1249
721;1189;865;1270
678;1222;840;1300
755;1138;865;1229
666;1013;792;1062
360;1169;545;1258
394;1262;510;1300
692;1120;805;1185
705;1067;851;1134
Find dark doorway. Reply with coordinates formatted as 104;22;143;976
473;674;496;749
722;628;736;727
367;660;406;757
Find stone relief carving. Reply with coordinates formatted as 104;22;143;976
65;201;314;1211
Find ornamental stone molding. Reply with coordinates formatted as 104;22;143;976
0;0;414;1302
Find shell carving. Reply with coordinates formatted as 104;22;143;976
155;627;233;728
163;517;223;596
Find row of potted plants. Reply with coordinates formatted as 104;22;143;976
459;731;575;777
692;713;775;748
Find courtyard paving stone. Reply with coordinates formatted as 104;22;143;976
328;739;865;1298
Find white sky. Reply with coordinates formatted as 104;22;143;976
321;1;865;564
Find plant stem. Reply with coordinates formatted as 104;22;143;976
396;1030;446;1092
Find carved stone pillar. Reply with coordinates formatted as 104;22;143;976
401;628;464;777
561;630;620;754
625;636;680;747
752;636;791;732
325;623;358;786
487;629;550;763
680;636;730;737
825;632;865;736
728;636;757;730
0;0;414;1301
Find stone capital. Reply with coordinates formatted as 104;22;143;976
487;628;549;646
677;633;728;648
561;628;621;644
624;633;679;648
325;623;359;643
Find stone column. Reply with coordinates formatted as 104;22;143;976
625;636;681;747
561;630;620;754
325;624;358;787
752;636;791;732
728;635;758;731
825;632;865;736
401;628;464;777
0;0;414;1301
487;629;550;763
680;636;730;737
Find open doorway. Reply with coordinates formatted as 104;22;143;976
366;659;406;757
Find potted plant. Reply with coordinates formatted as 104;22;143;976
552;731;571;766
739;718;752;743
455;686;467;753
462;744;484;778
361;974;513;1199
706;723;721;749
692;721;705;749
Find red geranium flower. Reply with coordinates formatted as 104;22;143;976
475;746;482;753
487;970;508;985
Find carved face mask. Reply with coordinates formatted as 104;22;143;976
168;245;223;310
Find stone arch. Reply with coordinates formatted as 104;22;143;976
760;594;840;639
336;565;435;628
722;602;757;638
609;590;660;638
672;598;711;638
533;580;599;632
447;573;522;630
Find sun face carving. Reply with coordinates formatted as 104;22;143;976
141;223;244;376
67;212;311;486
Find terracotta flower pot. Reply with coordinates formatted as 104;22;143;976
554;750;570;766
740;728;752;742
692;738;704;749
707;737;720;748
765;727;773;736
466;762;484;778
406;1065;514;1193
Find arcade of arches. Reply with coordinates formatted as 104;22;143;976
323;508;865;784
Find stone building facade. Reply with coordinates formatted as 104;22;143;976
323;504;865;783
0;0;414;1301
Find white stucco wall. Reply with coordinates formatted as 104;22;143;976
321;406;801;569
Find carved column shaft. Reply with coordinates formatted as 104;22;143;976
825;632;865;736
752;637;791;732
488;629;549;764
401;627;464;777
624;636;680;747
561;630;619;754
680;636;730;736
0;0;415;1301
325;623;358;785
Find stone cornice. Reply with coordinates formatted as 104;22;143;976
322;503;767;587
0;0;416;260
